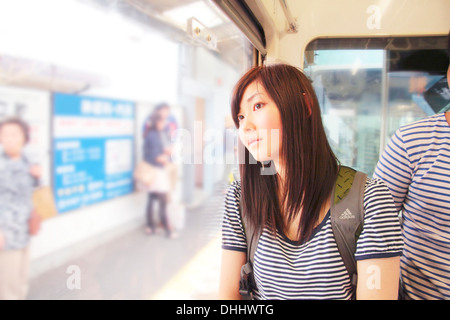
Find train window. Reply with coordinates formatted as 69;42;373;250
0;0;253;299
0;0;253;201
305;36;449;177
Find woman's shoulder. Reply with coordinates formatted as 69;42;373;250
363;176;391;195
228;179;241;189
362;176;398;213
222;180;247;252
225;180;241;204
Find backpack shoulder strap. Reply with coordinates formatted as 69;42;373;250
239;196;260;300
330;166;367;291
241;200;260;267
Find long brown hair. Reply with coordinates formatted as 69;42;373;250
231;64;339;243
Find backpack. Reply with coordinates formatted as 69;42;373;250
239;166;367;300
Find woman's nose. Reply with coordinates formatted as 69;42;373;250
240;114;255;132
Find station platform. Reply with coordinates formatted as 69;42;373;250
26;183;227;300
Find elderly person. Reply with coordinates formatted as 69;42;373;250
0;118;40;300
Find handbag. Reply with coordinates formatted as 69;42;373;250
32;186;58;220
133;161;157;188
29;186;58;235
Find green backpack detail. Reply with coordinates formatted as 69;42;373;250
239;166;367;300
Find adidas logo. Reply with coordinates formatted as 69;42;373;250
339;208;355;220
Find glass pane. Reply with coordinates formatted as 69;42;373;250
305;36;448;177
386;43;449;140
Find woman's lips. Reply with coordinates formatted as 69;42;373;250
248;138;262;147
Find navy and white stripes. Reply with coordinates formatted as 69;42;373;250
374;112;450;300
222;178;403;300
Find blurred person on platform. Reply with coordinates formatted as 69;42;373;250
0;117;41;299
143;102;177;139
143;102;178;193
143;113;177;238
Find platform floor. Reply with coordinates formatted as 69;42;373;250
27;184;227;300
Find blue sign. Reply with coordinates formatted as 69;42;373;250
53;93;135;213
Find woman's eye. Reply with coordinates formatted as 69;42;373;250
237;115;244;121
253;103;263;111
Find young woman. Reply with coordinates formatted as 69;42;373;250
143;113;175;238
219;64;404;300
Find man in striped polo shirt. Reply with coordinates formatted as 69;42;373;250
374;59;450;299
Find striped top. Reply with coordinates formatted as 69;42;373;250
222;178;403;300
374;112;450;300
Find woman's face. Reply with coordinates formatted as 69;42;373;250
0;123;26;158
237;81;283;165
156;119;166;131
